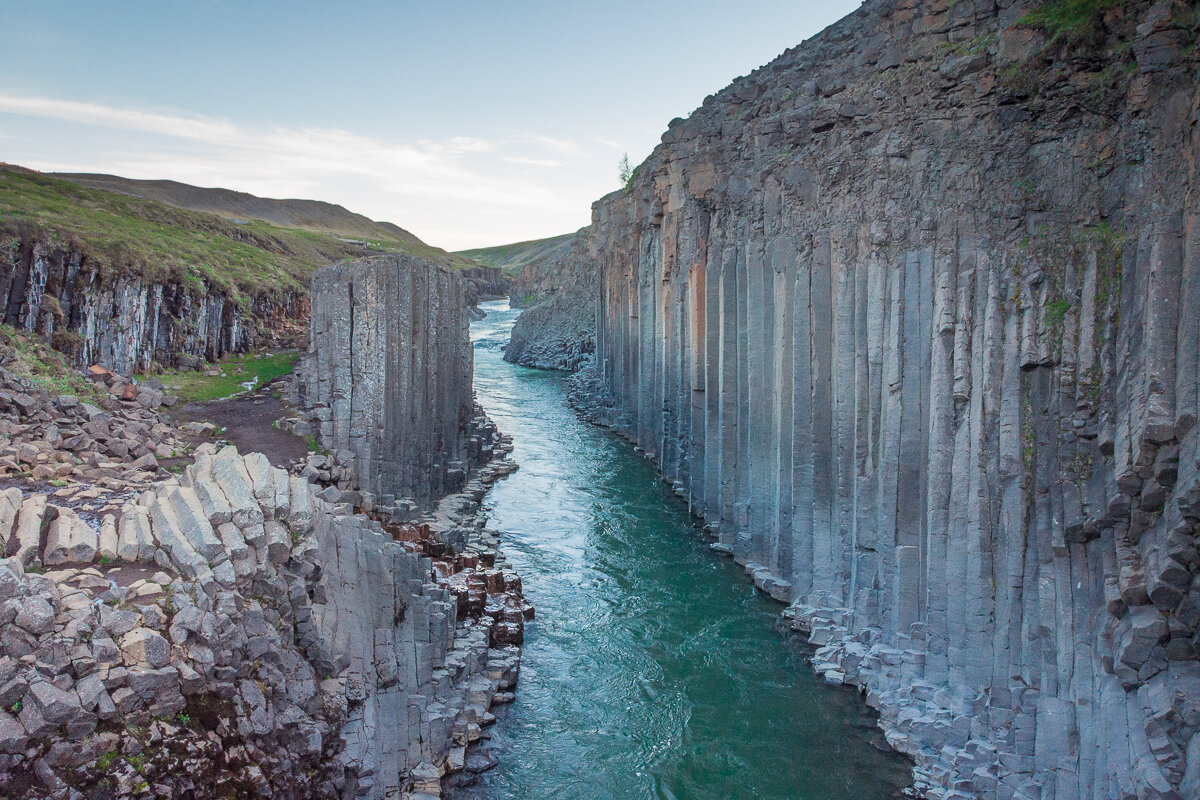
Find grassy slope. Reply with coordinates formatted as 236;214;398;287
51;172;428;247
0;169;481;307
150;351;300;403
0;323;104;402
456;232;575;277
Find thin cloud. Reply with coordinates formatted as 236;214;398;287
591;136;625;151
0;94;239;143
0;92;557;206
503;157;564;167
0;92;606;248
510;134;581;156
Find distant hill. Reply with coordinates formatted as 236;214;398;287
0;164;480;305
45;169;478;270
456;233;576;277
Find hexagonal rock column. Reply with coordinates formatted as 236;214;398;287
297;254;476;511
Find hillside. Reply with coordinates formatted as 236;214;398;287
50;169;479;270
456;232;575;277
0;166;479;298
1;167;352;299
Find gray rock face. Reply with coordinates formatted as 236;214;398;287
464;265;508;306
504;293;595;372
297;254;479;510
0;444;522;799
0;237;307;374
501;233;597;371
573;1;1200;798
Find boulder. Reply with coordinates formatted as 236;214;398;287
43;508;98;566
120;628;171;669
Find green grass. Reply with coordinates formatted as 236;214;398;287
1082;219;1128;247
456;233;575;277
1045;298;1071;323
0;323;104;402
0;169;482;309
147;351;300;403
1019;0;1121;44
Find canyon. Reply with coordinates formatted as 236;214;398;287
1;0;1198;798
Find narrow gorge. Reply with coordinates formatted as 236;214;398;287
0;0;1198;798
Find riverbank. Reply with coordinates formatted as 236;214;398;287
0;327;531;798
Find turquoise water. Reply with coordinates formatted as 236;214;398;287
459;301;911;800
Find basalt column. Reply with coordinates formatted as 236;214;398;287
299;254;475;509
578;1;1200;798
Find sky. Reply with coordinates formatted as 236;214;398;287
0;1;860;250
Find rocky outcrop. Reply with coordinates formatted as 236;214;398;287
464;265;508;305
500;233;597;370
0;363;194;494
0;235;308;375
504;294;595;371
296;254;481;513
574;1;1200;798
496;234;580;309
0;442;524;799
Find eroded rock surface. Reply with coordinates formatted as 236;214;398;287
572;1;1200;798
0;237;306;375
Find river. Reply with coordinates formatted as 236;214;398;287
458;300;912;800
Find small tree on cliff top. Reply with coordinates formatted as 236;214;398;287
618;153;634;190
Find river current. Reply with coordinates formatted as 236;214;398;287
458;301;911;800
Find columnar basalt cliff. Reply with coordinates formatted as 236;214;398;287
297;254;480;512
0;236;307;374
0;444;523;799
573;1;1200;797
0;245;525;798
464;265;509;304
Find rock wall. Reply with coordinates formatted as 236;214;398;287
0;236;308;375
502;234;597;371
297;254;478;511
464;265;509;304
0;443;522;799
504;233;581;309
575;1;1200;798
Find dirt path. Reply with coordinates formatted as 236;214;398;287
178;381;311;469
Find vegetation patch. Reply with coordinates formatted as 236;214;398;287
1018;0;1122;46
618;153;638;192
147;351;300;404
1045;297;1071;323
0;323;104;402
